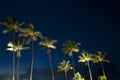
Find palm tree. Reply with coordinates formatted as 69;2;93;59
94;51;110;77
1;16;24;80
19;23;43;80
39;37;57;80
78;50;93;80
62;40;80;75
73;72;85;80
57;60;73;80
6;39;29;80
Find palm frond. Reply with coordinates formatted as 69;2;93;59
3;28;12;34
26;23;34;31
34;31;43;39
19;33;29;37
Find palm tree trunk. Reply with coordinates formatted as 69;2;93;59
65;71;67;80
48;53;55;80
71;55;76;75
12;31;15;80
30;39;34;80
12;53;15;80
87;61;93;80
17;57;20;80
100;61;106;76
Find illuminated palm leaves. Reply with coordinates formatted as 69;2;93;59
62;40;80;56
19;23;43;44
78;50;93;63
6;39;29;57
39;37;57;51
73;72;85;80
57;60;73;80
1;16;24;34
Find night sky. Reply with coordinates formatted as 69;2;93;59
0;0;120;80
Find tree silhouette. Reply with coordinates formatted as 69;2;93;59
6;39;29;80
39;37;57;80
62;40;80;75
1;16;24;80
78;50;93;80
94;51;110;77
19;23;43;80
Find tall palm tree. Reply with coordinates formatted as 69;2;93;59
1;16;24;80
78;50;93;80
19;23;43;80
94;51;110;76
62;40;80;75
39;37;57;80
6;39;29;80
57;60;73;80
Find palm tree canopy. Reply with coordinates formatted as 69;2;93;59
6;39;30;57
97;75;107;80
57;60;73;73
78;50;93;63
73;72;85;80
39;37;57;49
19;23;43;44
0;16;24;34
94;51;110;63
62;40;80;56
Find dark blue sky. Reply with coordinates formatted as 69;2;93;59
0;0;120;80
